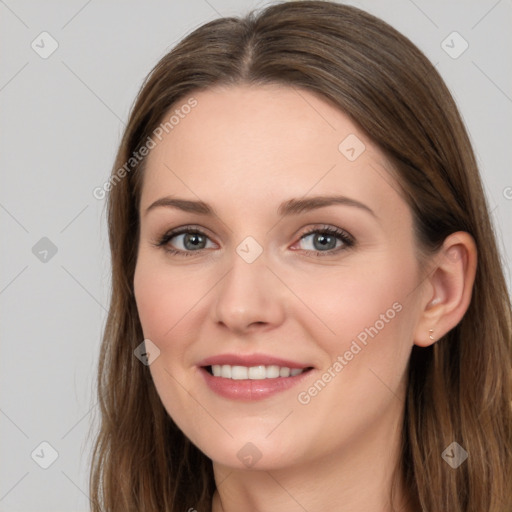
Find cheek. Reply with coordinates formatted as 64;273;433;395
133;260;210;435
133;258;208;343
292;256;417;401
288;258;415;345
289;271;415;449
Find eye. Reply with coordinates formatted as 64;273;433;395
294;225;354;256
153;226;215;257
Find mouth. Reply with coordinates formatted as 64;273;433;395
197;356;315;400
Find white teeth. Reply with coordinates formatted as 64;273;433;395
210;364;306;379
266;365;280;378
231;365;248;380
248;365;266;379
279;367;291;377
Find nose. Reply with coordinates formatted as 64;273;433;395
212;247;287;335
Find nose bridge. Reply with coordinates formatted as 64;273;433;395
213;237;285;331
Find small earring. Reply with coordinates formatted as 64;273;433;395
430;297;441;306
429;329;435;341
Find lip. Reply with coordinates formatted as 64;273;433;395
197;353;314;401
197;353;311;369
199;367;313;401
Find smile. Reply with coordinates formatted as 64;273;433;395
208;364;307;379
198;355;314;400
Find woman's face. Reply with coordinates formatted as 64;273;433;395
134;84;429;471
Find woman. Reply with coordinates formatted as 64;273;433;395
89;2;512;510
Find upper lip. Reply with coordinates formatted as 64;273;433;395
197;354;313;370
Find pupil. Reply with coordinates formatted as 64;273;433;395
315;234;335;250
185;233;204;250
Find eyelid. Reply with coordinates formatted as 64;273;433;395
292;225;355;256
297;224;354;244
152;225;217;252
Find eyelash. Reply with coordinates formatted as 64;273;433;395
153;225;355;258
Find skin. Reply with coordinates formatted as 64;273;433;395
133;84;477;512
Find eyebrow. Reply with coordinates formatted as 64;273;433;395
144;195;376;218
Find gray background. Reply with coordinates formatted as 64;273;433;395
1;0;510;510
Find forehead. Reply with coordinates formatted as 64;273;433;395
140;84;405;219
147;84;364;169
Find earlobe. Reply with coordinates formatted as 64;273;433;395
413;232;477;347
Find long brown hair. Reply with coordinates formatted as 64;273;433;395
89;2;512;510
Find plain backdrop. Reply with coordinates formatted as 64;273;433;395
1;0;511;510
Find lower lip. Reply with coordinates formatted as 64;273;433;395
199;367;313;401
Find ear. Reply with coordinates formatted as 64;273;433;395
413;231;477;347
